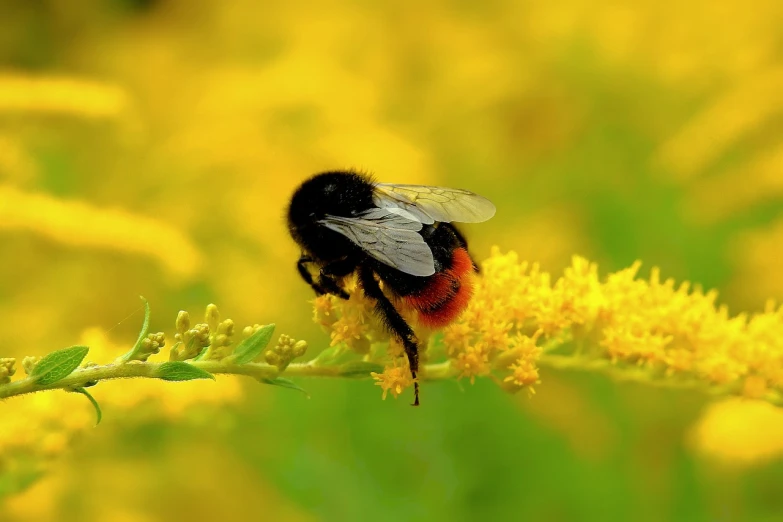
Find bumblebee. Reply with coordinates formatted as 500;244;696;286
287;170;496;405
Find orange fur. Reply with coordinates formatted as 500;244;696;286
404;248;475;328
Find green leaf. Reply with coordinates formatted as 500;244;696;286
311;345;344;364
72;387;102;425
31;345;89;385
338;361;385;378
232;324;275;365
118;296;151;363
191;345;209;362
259;377;309;398
157;361;215;382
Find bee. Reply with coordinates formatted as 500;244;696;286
287;170;496;405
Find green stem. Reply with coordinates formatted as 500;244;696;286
537;354;768;401
0;358;455;401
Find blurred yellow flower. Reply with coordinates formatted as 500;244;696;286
0;185;203;278
0;325;244;498
731;218;783;307
0;73;129;118
690;398;783;466
0;135;36;183
658;68;783;182
685;146;783;225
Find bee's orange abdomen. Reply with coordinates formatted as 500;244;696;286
404;248;475;328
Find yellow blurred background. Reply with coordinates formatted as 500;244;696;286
1;0;783;520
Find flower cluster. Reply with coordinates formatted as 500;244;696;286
317;247;783;405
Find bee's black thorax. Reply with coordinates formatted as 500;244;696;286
287;171;375;263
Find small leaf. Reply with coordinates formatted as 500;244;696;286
191;345;209;362
118;296;151;363
338;361;385;378
31;345;89;385
72;387;102;425
259;377;309;398
311;345;344;364
232;324;275;365
157;361;215;382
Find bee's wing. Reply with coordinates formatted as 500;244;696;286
319;208;435;276
373;183;496;225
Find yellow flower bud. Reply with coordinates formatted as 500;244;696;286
0;358;16;377
264;351;281;367
218;319;234;336
176;311;190;335
242;325;259;339
22;356;40;375
193;324;210;346
205;304;220;333
292;340;308;358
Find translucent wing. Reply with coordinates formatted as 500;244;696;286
373;183;496;225
318;208;435;276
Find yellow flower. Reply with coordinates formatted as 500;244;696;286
0;73;129;118
314;289;382;355
312;295;336;327
442;322;472;356
505;359;540;392
502;332;543;394
454;344;491;384
330;314;370;353
0;185;203;278
690;398;783;466
371;365;413;400
320;246;783;406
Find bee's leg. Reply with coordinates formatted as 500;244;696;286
358;263;420;406
297;254;330;296
317;276;350;300
318;258;356;300
297;255;352;299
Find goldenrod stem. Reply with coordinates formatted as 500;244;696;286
538;354;744;396
0;358;456;401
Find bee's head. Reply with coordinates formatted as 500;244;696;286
287;170;375;228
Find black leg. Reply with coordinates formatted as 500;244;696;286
319;257;356;299
297;254;350;299
359;263;420;406
297;254;327;295
321;256;357;277
319;275;350;300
